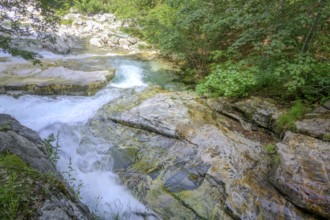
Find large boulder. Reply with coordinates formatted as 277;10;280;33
0;114;56;173
42;32;78;54
295;103;330;140
89;37;104;48
0;66;115;96
270;132;330;219
0;114;92;219
82;88;318;219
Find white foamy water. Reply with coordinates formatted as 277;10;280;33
0;52;156;219
111;64;147;88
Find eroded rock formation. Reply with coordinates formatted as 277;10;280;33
79;88;329;219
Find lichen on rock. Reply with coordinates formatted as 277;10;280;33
81;88;323;219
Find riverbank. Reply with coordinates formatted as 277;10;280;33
0;9;329;220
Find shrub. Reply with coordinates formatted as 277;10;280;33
276;100;309;132
59;19;74;26
264;143;280;164
44;132;60;165
196;61;257;97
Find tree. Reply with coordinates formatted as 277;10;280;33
0;0;66;63
124;0;329;100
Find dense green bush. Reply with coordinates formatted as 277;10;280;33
196;61;257;97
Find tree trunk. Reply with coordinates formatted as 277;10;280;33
301;0;324;54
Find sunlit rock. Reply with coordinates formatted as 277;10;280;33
85;88;318;219
0;66;115;96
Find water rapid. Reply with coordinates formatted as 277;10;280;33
0;50;177;219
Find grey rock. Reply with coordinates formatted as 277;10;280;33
86;88;315;220
89;37;104;48
323;100;330;109
42;33;77;54
109;36;120;45
127;37;138;44
0;114;56;173
40;196;90;220
164;162;210;193
0;66;115;96
0;114;92;219
207;96;283;131
108;92;195;138
40;200;71;220
270;131;330;219
119;38;132;49
295;108;330;140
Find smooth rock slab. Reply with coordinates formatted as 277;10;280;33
295;108;330;140
0;66;115;96
90;88;316;219
270;131;330;218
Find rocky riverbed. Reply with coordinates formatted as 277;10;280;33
0;9;329;220
0;10;157;97
3;86;328;219
80;87;329;219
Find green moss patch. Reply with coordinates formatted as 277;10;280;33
0;152;71;220
276;100;309;132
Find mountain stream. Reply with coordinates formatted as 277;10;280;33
0;48;183;219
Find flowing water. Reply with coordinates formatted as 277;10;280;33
0;48;183;219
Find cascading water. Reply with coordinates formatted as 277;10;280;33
0;49;180;219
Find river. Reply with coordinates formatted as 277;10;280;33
0;48;182;219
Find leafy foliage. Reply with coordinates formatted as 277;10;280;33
0;0;67;63
44;132;61;165
2;0;329;101
264;143;280;164
196;61;257;97
64;158;84;199
0;152;80;219
73;0;109;14
276;100;309;132
0;153;43;219
102;0;330;102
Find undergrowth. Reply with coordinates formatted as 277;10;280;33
276;100;309;132
0;150;80;219
0;152;66;219
44;132;61;165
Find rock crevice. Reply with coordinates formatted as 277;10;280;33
82;88;329;219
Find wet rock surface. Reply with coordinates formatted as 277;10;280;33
82;88;325;219
0;114;92;219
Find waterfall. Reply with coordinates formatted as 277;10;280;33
0;49;173;219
